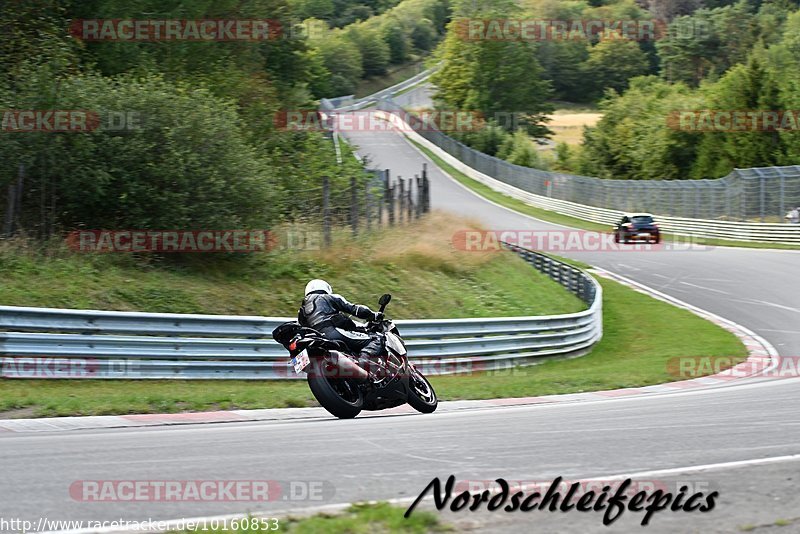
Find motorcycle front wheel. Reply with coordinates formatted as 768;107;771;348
406;365;438;414
307;358;363;419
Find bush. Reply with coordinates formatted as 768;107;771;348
1;74;279;231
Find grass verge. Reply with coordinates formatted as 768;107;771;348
0;275;745;417
409;139;800;251
0;213;583;319
174;503;448;533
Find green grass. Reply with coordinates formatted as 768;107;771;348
429;276;746;398
284;503;448;533
409;140;800;251
0;275;745;417
0;214;583;319
174;503;448;533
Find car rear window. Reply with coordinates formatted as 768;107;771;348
632;216;654;224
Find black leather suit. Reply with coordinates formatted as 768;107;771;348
297;292;383;362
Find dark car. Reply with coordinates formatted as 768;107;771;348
613;213;660;244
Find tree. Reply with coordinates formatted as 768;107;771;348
345;26;390;76
498;130;546;169
432;0;553;137
319;34;364;94
577;76;702;180
637;0;703;21
381;19;409;64
290;0;334;20
410;19;437;51
537;41;591;102
767;9;800;162
692;55;785;177
584;40;650;100
657;2;759;86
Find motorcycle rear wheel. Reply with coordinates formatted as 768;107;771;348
307;358;363;419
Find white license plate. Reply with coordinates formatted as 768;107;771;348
638;233;651;237
292;349;311;374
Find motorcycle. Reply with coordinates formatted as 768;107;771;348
272;294;438;419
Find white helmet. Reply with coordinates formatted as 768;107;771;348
304;279;332;296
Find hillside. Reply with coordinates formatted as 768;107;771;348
0;213;585;319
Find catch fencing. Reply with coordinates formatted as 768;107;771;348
374;99;800;244
0;244;602;379
376;99;800;223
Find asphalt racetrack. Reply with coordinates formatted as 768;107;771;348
2;103;800;533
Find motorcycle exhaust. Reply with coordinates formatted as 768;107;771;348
330;351;369;381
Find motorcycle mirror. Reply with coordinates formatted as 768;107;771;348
379;294;392;307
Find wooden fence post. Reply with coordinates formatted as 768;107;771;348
322;176;331;247
350;176;358;236
365;182;371;231
398;177;405;224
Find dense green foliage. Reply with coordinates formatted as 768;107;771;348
0;0;374;238
578;2;800;180
289;0;402;28
430;0;800;179
305;0;449;95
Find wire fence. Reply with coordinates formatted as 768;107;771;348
311;166;431;245
377;98;800;223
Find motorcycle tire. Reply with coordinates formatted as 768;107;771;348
307;358;363;419
407;366;438;414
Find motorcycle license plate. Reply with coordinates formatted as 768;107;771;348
292;349;311;374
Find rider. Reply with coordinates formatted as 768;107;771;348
297;279;385;380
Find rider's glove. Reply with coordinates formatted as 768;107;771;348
373;312;385;322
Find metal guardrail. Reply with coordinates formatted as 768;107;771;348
0;245;602;379
375;105;800;244
375;96;800;224
320;67;437;113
